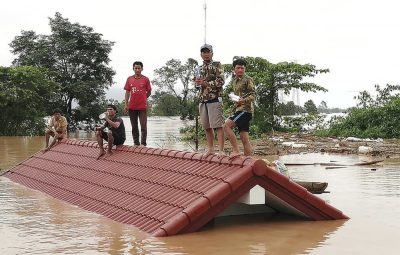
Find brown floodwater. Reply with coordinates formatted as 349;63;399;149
1;117;400;254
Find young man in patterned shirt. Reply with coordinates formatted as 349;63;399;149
224;58;255;158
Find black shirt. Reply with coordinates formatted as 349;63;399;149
104;116;126;141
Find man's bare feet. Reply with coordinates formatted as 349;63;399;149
229;152;241;159
104;151;113;158
202;151;215;159
217;151;226;158
97;150;106;159
42;147;50;153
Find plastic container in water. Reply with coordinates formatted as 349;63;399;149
273;160;290;177
358;146;373;154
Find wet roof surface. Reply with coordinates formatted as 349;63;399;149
4;139;348;236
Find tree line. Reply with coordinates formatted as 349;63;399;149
2;12;399;139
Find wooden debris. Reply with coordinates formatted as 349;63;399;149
284;159;384;167
295;181;329;194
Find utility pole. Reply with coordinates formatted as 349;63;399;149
195;1;207;151
204;1;207;44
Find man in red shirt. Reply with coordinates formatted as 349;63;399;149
124;61;152;146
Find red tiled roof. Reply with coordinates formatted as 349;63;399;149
4;139;348;236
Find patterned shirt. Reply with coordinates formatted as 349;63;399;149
198;61;225;102
229;74;256;113
48;116;68;134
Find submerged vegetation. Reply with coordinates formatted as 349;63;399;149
315;85;400;138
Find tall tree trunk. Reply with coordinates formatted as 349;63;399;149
268;90;276;131
67;95;73;115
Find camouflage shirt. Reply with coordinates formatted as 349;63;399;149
228;74;255;113
198;60;225;102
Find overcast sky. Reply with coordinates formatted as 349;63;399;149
1;0;399;108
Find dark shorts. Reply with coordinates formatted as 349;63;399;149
101;131;125;146
229;111;252;132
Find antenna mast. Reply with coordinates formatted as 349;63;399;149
203;1;207;44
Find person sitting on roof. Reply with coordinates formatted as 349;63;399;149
95;104;126;159
43;108;68;152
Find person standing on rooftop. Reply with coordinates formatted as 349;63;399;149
224;58;255;158
124;61;152;147
194;44;225;157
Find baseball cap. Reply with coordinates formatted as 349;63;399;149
200;44;213;52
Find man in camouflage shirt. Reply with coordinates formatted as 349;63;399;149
195;44;225;157
224;58;255;158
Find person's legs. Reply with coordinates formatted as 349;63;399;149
215;127;225;156
199;103;214;157
105;131;114;156
45;129;53;148
224;119;240;158
204;128;215;156
129;110;140;146
48;132;62;148
96;130;106;159
207;101;225;155
43;130;63;152
138;109;148;146
240;131;252;156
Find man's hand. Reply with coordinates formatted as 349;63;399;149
195;78;207;87
235;98;244;107
124;105;129;113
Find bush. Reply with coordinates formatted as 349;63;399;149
316;98;400;138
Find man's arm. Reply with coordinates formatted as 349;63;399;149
146;77;152;98
47;117;57;133
59;117;68;133
105;117;121;129
243;78;256;104
124;90;130;113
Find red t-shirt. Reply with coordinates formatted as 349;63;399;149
124;75;152;110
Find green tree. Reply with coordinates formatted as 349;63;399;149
318;98;400;138
355;84;400;108
150;91;181;116
304;99;318;114
224;57;329;131
0;66;59;135
318;100;328;113
317;84;400;138
276;101;304;116
9;12;115;116
152;58;198;119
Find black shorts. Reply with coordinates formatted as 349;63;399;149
101;131;125;146
229;111;252;132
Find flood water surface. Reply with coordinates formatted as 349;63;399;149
1;117;400;254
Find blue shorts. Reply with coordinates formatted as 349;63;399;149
229;111;252;132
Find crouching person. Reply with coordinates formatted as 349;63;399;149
96;104;126;159
44;109;68;152
224;58;255;158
